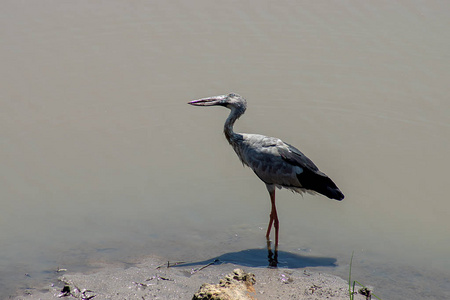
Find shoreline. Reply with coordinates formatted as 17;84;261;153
14;254;369;300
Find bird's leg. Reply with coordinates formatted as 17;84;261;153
266;239;278;268
265;213;274;239
265;190;279;248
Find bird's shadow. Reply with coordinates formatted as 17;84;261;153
172;242;337;270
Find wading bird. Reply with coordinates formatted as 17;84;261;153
188;93;344;248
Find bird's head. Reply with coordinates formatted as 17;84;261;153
188;93;247;113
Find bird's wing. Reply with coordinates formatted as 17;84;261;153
240;134;321;175
278;142;344;200
277;142;320;173
238;135;314;187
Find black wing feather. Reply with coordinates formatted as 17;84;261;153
279;143;344;201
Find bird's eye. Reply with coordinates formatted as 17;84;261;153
228;93;236;98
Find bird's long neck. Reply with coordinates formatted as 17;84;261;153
224;106;244;145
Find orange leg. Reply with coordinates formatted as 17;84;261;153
265;190;279;247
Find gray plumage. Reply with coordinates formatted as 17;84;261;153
188;93;344;247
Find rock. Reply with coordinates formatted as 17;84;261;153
192;269;256;300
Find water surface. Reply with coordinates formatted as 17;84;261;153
1;1;449;299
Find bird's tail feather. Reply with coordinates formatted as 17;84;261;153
297;170;344;201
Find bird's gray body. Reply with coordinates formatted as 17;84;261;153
230;132;342;199
231;133;310;193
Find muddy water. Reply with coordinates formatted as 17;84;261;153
1;1;449;299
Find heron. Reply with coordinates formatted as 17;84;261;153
188;93;344;249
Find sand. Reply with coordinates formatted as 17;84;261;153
14;255;370;300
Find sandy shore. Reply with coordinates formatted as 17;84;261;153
14;254;369;300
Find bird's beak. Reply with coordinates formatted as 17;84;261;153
188;95;227;106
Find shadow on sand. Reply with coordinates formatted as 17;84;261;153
173;242;337;270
